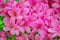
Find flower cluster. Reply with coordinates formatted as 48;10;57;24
0;0;60;40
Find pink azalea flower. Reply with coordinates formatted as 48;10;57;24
0;31;6;40
0;0;60;40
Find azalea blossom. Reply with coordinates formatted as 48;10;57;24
0;0;60;40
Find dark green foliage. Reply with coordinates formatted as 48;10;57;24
7;34;16;40
0;16;4;32
15;0;19;2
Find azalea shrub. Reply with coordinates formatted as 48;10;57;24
0;0;60;40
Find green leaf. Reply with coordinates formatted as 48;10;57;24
0;28;3;32
11;36;16;40
0;16;4;32
52;37;56;40
7;36;11;40
12;34;16;40
52;36;60;40
15;0;19;2
0;20;3;25
0;16;4;20
6;0;9;3
7;34;16;40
